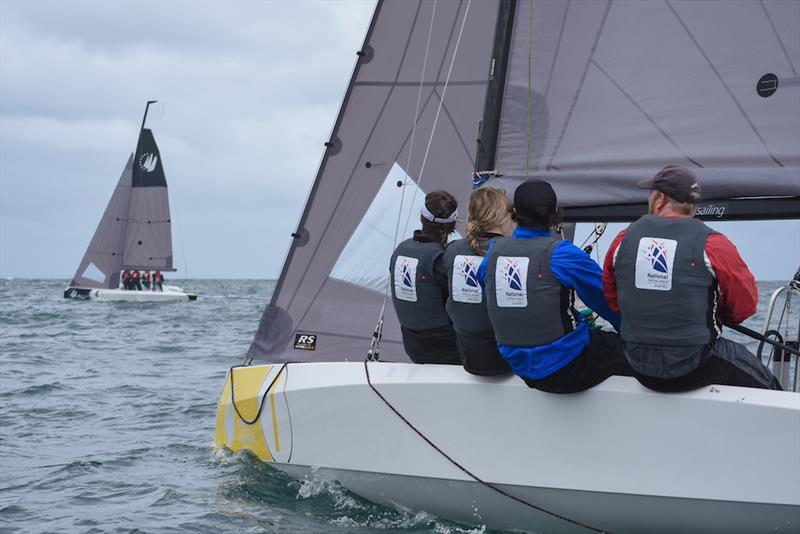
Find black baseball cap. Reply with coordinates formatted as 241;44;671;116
513;179;557;217
638;165;701;203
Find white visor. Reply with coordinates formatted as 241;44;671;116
421;205;458;224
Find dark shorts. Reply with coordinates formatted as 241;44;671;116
401;324;460;365
455;332;511;376
523;330;633;394
635;337;782;392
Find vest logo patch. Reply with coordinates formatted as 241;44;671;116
452;255;483;303
495;256;528;307
294;333;317;350
394;255;418;302
635;237;677;291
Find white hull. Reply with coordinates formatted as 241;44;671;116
214;362;800;533
64;285;196;301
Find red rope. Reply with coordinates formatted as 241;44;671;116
363;359;609;533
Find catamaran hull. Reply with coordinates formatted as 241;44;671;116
63;285;197;301
213;362;800;533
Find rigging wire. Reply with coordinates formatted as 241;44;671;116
368;0;439;362
370;0;473;360
525;0;533;178
399;0;474;239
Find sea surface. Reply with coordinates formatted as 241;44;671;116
0;279;794;534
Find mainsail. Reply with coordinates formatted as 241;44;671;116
249;0;799;363
70;103;175;289
122;127;174;271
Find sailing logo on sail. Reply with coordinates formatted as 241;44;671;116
138;153;159;173
452;255;483;303
635;237;677;291
393;255;418;302
294;333;317;350
495;256;528;307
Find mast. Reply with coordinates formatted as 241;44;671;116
473;0;516;187
139;100;157;136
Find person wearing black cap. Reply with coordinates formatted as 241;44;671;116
602;165;781;391
475;179;631;393
390;190;460;365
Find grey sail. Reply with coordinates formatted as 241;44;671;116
249;0;800;364
122;128;175;271
489;0;800;219
248;0;500;362
69;155;133;289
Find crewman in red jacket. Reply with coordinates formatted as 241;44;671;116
142;271;151;290
602;166;780;391
153;270;164;292
131;270;142;291
121;270;131;290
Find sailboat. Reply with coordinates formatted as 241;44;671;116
64;101;196;302
214;1;800;532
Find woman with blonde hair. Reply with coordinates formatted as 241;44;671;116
443;187;513;375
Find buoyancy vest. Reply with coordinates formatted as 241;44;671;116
485;236;578;347
132;271;140;280
143;272;151;281
614;215;720;375
122;271;130;279
390;236;452;330
443;237;510;375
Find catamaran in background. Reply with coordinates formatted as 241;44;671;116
215;1;799;532
64;101;196;302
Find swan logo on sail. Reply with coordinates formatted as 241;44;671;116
495;256;528;307
452;255;483;303
138;153;159;173
393;255;418;302
635;237;677;291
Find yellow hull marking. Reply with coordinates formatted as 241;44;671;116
269;374;281;453
212;365;274;462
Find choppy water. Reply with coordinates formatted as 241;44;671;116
0;279;794;533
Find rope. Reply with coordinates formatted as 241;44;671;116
363;360;609;533
229;363;289;425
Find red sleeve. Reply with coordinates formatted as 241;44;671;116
602;229;626;313
705;233;757;324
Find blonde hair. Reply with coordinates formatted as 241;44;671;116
466;187;510;255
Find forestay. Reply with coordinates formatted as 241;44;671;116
248;0;500;362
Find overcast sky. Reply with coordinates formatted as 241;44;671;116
1;0;798;281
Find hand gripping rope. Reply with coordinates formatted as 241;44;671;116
363;359;610;533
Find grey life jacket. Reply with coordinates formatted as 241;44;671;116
614;215;720;374
390;236;451;331
443;237;494;336
485;236;578;347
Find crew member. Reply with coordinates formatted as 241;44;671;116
121;270;131;290
478;179;631;393
443;187;513;375
390;191;460;365
131;270;142;291
602;165;781;391
142;271;151;290
153;270;164;292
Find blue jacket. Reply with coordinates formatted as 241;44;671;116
477;227;621;379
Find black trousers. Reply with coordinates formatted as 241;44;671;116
401;324;461;365
635;337;782;392
523;330;633;394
